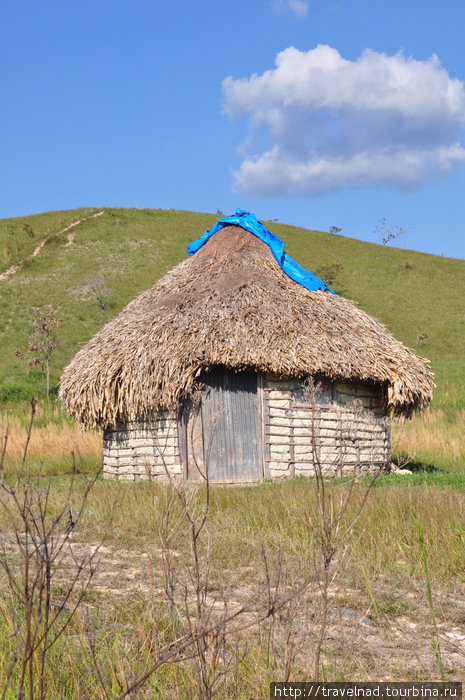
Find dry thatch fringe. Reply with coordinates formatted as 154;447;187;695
60;226;433;429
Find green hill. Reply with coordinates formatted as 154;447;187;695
1;208;464;409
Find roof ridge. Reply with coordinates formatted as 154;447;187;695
187;209;335;295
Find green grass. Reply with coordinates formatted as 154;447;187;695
0;207;99;271
0;453;102;477
370;470;465;490
1;207;464;409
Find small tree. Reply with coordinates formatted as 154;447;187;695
315;262;343;288
15;306;61;399
375;218;411;246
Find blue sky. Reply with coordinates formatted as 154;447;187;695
1;0;465;258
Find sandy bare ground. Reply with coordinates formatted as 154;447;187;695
82;542;465;680
0;210;105;281
22;537;465;681
1;526;464;683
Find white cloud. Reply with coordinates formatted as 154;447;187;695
222;45;465;196
272;0;309;18
288;0;309;18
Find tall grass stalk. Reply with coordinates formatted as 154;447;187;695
416;520;445;681
362;565;397;680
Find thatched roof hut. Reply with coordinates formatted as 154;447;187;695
60;215;433;482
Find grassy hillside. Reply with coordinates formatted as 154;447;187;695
0;207;464;409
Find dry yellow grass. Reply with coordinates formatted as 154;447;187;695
392;408;465;470
0;412;101;460
2;406;462;474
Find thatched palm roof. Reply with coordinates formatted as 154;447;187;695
60;225;433;428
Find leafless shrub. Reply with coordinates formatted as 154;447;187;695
375;217;411;246
149;407;249;699
87;278;111;312
297;381;384;679
0;398;103;700
258;546;312;682
111;401;315;698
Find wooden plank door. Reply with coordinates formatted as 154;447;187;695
200;367;262;482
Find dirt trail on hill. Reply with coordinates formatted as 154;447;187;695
0;210;105;282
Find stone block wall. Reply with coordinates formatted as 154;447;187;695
103;375;391;482
264;376;390;479
103;412;182;481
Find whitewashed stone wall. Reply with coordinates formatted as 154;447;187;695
103;375;390;482
103;412;182;481
264;376;390;479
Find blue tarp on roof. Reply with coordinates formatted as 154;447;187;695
187;209;335;295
